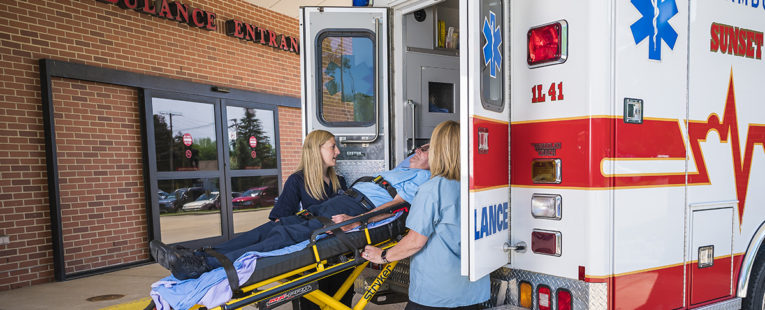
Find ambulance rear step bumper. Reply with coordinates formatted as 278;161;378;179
693;297;741;310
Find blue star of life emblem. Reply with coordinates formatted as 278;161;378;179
630;0;678;60
482;11;502;78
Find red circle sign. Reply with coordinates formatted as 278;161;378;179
183;133;193;146
249;136;257;148
251;151;257;158
185;150;192;158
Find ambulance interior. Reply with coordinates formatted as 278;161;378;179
394;0;460;164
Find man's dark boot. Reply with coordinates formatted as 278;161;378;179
149;240;178;271
170;251;211;280
149;240;211;280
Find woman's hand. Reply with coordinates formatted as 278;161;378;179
362;245;385;264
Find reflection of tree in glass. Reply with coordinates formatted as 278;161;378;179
231;109;276;169
154;114;218;171
323;39;375;123
154;115;173;171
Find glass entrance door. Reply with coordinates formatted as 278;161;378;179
146;92;280;246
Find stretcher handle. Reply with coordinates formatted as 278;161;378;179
309;202;410;244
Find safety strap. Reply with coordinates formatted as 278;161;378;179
313;216;361;261
202;248;246;298
350;175;398;199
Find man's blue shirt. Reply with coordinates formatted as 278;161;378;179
352;167;430;207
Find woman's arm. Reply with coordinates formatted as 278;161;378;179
362;229;428;264
268;173;303;220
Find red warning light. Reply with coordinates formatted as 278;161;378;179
527;20;568;68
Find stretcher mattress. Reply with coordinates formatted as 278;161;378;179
242;212;408;286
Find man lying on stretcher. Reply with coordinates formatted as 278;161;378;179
150;144;431;280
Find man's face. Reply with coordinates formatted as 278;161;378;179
409;144;430;170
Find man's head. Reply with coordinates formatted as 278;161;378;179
408;144;430;170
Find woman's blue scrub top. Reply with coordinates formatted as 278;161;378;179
406;176;490;307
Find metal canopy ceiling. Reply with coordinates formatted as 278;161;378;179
244;0;353;19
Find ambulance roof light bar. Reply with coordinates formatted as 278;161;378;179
527;20;568;68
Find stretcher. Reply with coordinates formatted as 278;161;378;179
146;203;411;310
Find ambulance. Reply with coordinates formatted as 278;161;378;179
299;0;765;309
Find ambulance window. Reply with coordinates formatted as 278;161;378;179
480;0;504;112
428;82;454;113
316;31;376;127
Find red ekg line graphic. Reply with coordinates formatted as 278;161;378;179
688;72;765;226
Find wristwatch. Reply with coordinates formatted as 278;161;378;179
380;249;390;264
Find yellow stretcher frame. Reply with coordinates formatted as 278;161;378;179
147;204;410;310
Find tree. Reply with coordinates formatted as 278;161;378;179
231;109;276;170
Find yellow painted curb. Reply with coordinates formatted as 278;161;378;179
99;297;153;310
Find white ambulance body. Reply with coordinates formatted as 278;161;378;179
299;0;765;309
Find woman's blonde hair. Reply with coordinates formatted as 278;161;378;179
428;120;460;180
297;130;342;200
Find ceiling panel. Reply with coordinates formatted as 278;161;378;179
244;0;353;19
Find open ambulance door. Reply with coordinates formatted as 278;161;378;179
300;7;390;183
460;0;511;281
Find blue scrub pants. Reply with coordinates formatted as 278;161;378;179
203;194;370;268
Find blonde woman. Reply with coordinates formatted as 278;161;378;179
269;130;346;221
362;120;489;309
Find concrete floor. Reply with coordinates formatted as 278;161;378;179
0;263;406;310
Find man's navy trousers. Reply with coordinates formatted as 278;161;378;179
203;194;372;268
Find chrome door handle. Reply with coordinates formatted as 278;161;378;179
407;99;416;153
503;241;527;253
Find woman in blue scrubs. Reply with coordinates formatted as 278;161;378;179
362;120;490;309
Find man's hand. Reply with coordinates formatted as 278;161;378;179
332;214;360;231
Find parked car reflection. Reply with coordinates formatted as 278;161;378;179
182;191;220;211
232;186;277;209
160;187;206;213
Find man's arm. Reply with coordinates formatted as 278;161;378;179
332;195;407;231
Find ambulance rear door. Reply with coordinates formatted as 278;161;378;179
300;7;390;183
460;0;511;281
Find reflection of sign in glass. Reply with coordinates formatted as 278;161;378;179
249;136;257;148
185;149;193;158
183;133;193;146
251;151;257;158
478;127;489;154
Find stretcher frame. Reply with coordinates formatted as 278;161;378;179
147;203;410;310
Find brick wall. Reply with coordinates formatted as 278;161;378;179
0;0;302;290
53;78;147;274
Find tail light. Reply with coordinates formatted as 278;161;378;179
537;285;552;310
519;281;533;309
557;289;573;310
531;194;562;219
527;20;568;68
531;229;562;256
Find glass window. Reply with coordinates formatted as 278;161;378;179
158;178;221;244
226;107;277;170
428;82;454;113
480;0;504;112
153;98;218;171
231;176;279;233
317;32;376;126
